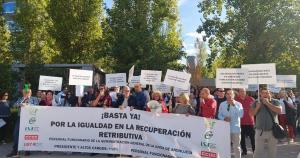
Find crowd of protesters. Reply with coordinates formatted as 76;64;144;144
0;82;300;158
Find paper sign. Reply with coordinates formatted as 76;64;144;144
0;119;6;128
276;75;297;88
174;87;190;97
247;84;259;92
128;76;146;88
153;83;171;93
140;70;162;85
163;69;191;89
38;76;63;91
268;84;282;93
75;85;84;97
106;73;127;88
128;65;135;83
216;68;248;88
69;69;93;86
241;63;276;84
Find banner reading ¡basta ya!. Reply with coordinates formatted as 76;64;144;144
19;106;230;158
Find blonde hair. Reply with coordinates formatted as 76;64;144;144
179;93;190;104
152;91;162;101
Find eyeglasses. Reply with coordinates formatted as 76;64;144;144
4;94;8;96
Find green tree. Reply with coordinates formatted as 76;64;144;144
107;0;184;73
48;0;104;64
12;0;58;64
198;0;300;78
0;4;12;63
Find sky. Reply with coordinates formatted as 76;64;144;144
104;0;205;60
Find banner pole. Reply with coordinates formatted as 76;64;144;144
257;75;260;102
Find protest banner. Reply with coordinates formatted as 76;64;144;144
128;76;146;88
106;73;127;88
69;69;93;86
276;75;297;88
216;68;248;88
268;84;281;93
128;65;135;83
19;106;230;158
173;87;190;97
153;83;171;94
38;76;63;91
241;63;276;84
247;84;259;92
163;69;191;89
75;85;84;97
140;70;162;85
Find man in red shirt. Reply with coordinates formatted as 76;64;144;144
235;88;255;156
198;88;217;119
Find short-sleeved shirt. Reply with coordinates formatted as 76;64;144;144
251;98;280;131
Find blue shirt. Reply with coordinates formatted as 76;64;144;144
14;97;39;116
218;100;244;133
133;91;147;110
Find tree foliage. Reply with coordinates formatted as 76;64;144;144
0;5;12;64
198;0;300;79
12;0;58;64
107;0;185;73
48;0;104;64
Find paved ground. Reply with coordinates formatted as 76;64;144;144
0;138;299;158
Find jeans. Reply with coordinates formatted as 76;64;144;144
12;117;20;153
0;117;9;142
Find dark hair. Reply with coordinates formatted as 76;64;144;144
260;87;269;92
0;91;9;99
46;90;54;96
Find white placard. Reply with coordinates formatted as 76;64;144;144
0;119;6;128
69;69;93;86
19;106;230;158
241;63;276;84
128;76;146;88
153;83;171;93
140;70;162;85
174;86;190;97
106;73;127;88
247;84;259;92
128;65;135;83
38;76;63;91
268;84;282;93
75;85;84;97
216;68;248;88
163;69;191;89
276;75;297;88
